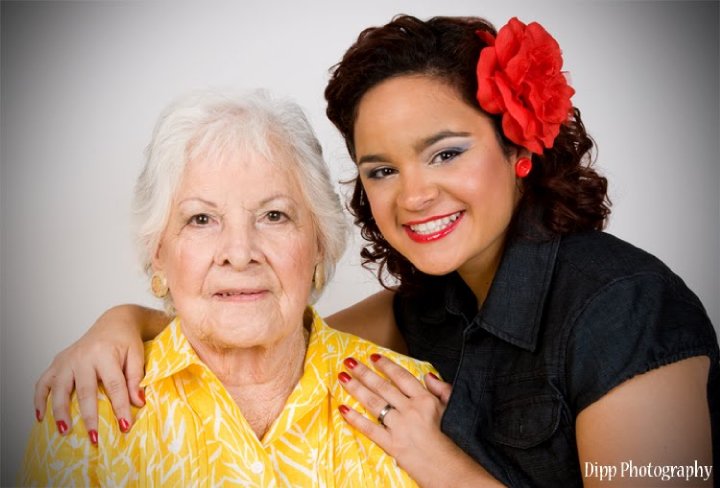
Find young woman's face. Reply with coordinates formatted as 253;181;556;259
354;75;523;280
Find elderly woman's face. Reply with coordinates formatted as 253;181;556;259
153;150;319;349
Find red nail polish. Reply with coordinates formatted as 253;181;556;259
338;404;350;415
35;409;42;422
370;353;382;363
138;389;146;403
56;420;68;435
88;430;98;445
338;372;352;384
343;357;358;369
428;372;440;380
118;418;130;433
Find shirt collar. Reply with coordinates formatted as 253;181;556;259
140;318;202;387
140;308;341;447
445;213;560;352
140;308;336;393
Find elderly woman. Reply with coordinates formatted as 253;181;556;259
20;91;438;486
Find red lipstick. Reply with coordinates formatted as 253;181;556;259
403;211;464;243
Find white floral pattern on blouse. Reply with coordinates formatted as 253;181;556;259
21;307;437;487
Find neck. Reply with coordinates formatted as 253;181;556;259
457;233;507;307
189;323;309;439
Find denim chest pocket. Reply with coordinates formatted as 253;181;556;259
476;384;582;487
481;382;581;486
488;393;562;449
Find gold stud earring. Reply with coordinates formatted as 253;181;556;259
150;271;168;298
313;263;325;291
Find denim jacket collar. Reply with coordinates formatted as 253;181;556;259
445;215;560;352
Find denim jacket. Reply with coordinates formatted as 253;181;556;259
394;226;719;487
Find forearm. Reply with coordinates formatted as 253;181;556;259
407;435;505;488
95;304;170;341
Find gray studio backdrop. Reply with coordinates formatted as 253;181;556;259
2;0;718;483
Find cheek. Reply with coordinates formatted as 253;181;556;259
363;185;394;229
164;237;216;294
288;244;316;285
263;231;317;297
464;155;517;200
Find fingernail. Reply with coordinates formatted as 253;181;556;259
56;420;68;435
35;409;42;422
138;389;146;403
370;353;382;363
88;430;98;445
338;372;352;384
118;418;130;433
428;372;440;380
343;357;358;369
338;404;350;415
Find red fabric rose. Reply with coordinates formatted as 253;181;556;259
476;18;575;154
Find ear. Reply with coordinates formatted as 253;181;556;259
513;147;532;162
314;250;325;271
314;228;325;262
151;240;164;273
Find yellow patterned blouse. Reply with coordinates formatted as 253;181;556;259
21;307;438;487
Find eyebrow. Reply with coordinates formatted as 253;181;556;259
178;197;217;208
258;194;295;207
179;194;296;209
357;130;472;165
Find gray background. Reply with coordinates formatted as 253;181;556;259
2;1;718;484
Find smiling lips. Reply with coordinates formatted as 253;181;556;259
213;289;268;301
403;211;464;243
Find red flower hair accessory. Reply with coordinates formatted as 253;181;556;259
476;18;575;154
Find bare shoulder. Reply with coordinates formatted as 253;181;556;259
324;289;407;354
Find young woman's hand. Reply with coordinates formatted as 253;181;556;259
33;304;166;440
338;355;504;487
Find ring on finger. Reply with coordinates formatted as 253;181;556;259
377;403;395;427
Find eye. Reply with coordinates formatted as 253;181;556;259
430;148;464;165
189;213;211;226
366;167;397;180
265;210;288;223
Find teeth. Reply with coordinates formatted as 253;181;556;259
410;212;461;235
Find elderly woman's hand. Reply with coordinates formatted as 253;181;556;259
33;304;157;439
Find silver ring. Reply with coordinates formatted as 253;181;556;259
377;403;395;427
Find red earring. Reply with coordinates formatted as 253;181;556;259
515;157;532;178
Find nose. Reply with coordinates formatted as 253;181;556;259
396;168;439;212
213;219;262;269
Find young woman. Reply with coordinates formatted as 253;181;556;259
35;15;717;486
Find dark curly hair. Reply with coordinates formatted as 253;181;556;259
324;14;611;290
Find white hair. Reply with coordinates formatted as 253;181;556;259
134;90;347;305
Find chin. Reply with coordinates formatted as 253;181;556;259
192;313;272;344
203;327;272;350
411;259;460;277
393;240;467;276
